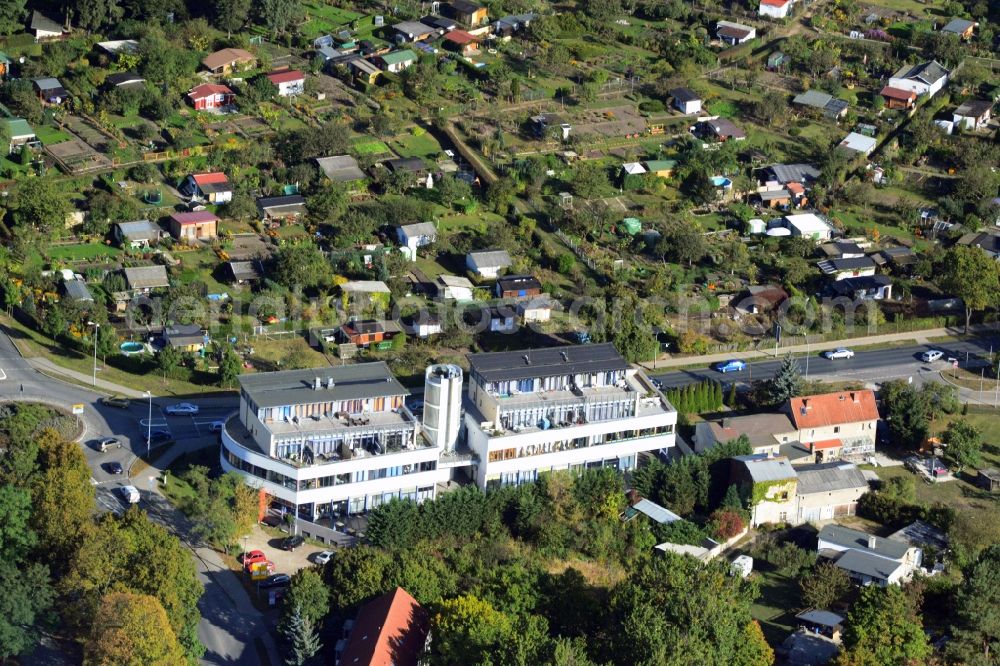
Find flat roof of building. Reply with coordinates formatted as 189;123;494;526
239;363;408;408
468;342;630;383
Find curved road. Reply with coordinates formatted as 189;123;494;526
0;329;271;666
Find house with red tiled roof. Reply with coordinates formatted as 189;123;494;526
759;0;795;18
880;85;916;110
443;29;479;56
180;172;232;204
266;69;305;97
169;211;219;241
784;390;878;462
187;83;234;111
336;587;429;666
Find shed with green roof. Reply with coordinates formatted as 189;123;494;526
2;117;35;154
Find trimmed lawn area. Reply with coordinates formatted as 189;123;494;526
751;568;802;647
389;132;443;159
706;99;738;118
34;125;72;145
176;248;229;293
354;138;391;156
47;243;123;261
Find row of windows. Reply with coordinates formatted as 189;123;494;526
273;427;415;460
224;445;436;492
487;425;673;462
485;455;636;489
498;398;636;430
257;395;405;424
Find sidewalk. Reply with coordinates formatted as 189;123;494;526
26;356;149;398
640;324;999;371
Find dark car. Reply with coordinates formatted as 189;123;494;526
104;461;124;475
281;535;305;551
100;396;131;409
146;430;171;446
259;573;291;589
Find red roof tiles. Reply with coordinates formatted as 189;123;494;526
338;588;429;666
788;390;878;430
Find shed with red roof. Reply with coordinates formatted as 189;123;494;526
266;70;305;97
169;211;219;241
187;83;234;111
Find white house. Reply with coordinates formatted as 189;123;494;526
817;256;877;281
266;70;305;97
952;99;992;130
670;87;702;114
888;60;950;99
839;132;877;156
817;524;922;586
716;21;756;45
517;295;556;324
114;220;163;249
31;11;65;41
759;0;794;18
488;305;517;333
466;249;512;279
397;222;437;260
463;344;677;488
436;275;475;302
784;213;833;241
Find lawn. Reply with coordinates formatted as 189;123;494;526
34;125;72;145
176;248;229;293
47;243;123;261
353;138;391;156
750;568;803;647
389;132;443;159
706;99;739;118
157;444;221;507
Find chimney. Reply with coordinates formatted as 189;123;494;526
852;392;860;403
313;377;321;390
326;378;335;389
803;399;810;410
867;535;877;549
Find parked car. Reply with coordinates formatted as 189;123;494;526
823;348;855;360
209;420;225;432
104;461;124;475
146;430;171;446
314;550;335;565
119;485;140;504
100;396;130;408
259;573;291;589
714;359;747;374
921;350;944;362
242;550;267;569
281;535;305;551
98;437;122;453
165;402;199;415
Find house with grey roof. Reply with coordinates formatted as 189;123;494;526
940;17;974;39
316;155;366;183
792;89;849;119
30;11;65;41
62;279;94;303
33;77;68;104
952;99;992;130
114;220;163;249
817;524;922;586
397;222;437;261
888;60;950;99
732;455;799;526
466;249;512;279
123;265;169;293
695;412;797;456
795;462;869;523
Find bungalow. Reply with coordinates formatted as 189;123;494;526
436;274;475;301
876;245;917;273
760;163;820;188
123;265;169;293
759;189;792;208
104;72;145;90
62;279;94;303
392;20;437;43
33;77;67;105
784;213;833;240
496;274;542;299
880;85;917;110
952;99;992;130
444;0;489;27
316;155;366;184
226;260;264;285
423;16;458;32
348;57;382;85
339;319;401;349
670;87;702;114
3;117;35;154
403;313;443;338
187;83;234;111
759;0;795;18
384;157;429;188
645;159;678;179
169;211;219;241
378;49;418;73
443;30;479;56
201;48;255;75
114;220;163;249
488;305;517;333
817;256;877;280
466;249;512;279
180;172;233;204
817;524;922;586
698;118;746;141
397;222;437;260
163;323;206;353
827;274;893;301
30;11;65;41
257;195;306;221
888;60;950;99
266;69;305;97
838;132;877;156
493;13;534;39
517;295;556;324
792;90;849;119
940;17;975;39
785;390;878;462
715;21;756;45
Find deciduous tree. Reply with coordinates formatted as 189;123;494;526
942;420;983;472
85;592;186;666
281;569;330;631
949;545;1000;664
799;561;850;610
835;585;929;666
940;246;1000;333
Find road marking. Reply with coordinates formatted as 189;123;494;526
140;418;169;428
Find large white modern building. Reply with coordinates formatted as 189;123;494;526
221;363;444;520
463;344;677;488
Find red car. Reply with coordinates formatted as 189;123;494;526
242;550;267;569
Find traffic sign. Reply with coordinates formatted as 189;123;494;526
72;404;85;415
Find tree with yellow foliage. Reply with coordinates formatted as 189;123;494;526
85;592;186;666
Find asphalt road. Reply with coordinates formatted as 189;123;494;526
0;330;259;666
651;337;1000;389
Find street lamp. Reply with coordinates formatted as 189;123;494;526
144;390;153;457
87;321;100;387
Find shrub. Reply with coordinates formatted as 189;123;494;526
639;100;665;113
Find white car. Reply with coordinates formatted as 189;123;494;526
921;350;944;363
165;402;199;415
823;348;855;360
314;550;334;565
